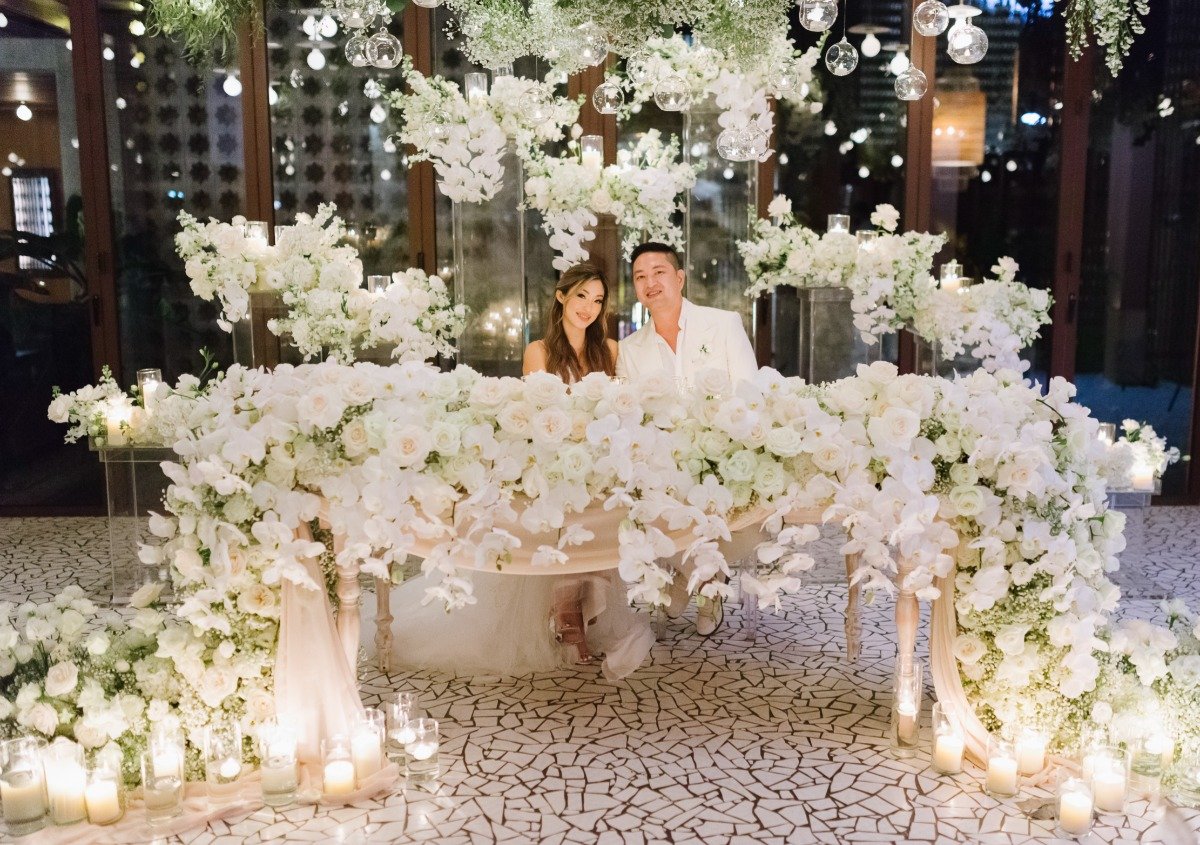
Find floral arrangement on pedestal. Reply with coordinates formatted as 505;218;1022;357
1115;420;1181;483
738;197;1052;373
523;129;697;270
178;205;466;364
384;59;579;204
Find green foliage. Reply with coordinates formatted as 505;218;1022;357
145;0;261;68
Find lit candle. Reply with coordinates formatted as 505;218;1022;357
351;728;383;779
986;755;1018;797
1;770;47;827
260;758;297;795
933;732;964;774
323;759;356;797
1058;785;1094;836
218;758;241;780
1092;764;1126;813
408;740;438;762
1016;730;1047;776
45;760;87;824
826;214;850;234
1146;732;1174;768
105;405;132;446
137;368;163;416
84;779;122;825
580;134;604;171
464;72;488;105
1131;462;1155;492
896;701;918;745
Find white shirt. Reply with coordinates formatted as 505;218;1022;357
617;298;758;391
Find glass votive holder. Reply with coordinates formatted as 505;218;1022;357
322;735;357;798
137;368;163;415
1130;731;1173;795
244;220;269;244
273;225;290;245
930;701;964;775
41;738;87;825
404;718;440;782
1169;753;1200;809
388;694;421;763
366;274;390;293
464;71;488;104
580;134;604;171
826;214;850;233
855;229;878;249
141;743;184;825
1097;422;1117;446
1086;745;1128;814
891;658;923;758
204;719;243;807
1015;727;1048;776
1056;777;1095;838
257;721;299;808
2;737;48;836
985;734;1019;799
352;708;386;781
84;762;125;825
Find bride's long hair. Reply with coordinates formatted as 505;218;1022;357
544;263;615;382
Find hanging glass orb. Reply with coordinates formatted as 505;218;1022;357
577;22;608;66
716;127;749;162
913;0;950;36
773;68;800;97
428;116;451;143
344;32;370;67
746;126;769;159
338;0;370;29
947;19;988;63
798;0;838;33
592;79;624;115
627;51;651;85
894;66;928;100
825;38;859;76
411;0;444;7
521;91;552;123
653;75;690;111
366;29;401;69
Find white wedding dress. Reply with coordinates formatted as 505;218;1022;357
367;569;656;680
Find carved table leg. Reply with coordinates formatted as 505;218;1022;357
844;552;861;661
374;577;393;673
895;556;918;674
336;567;361;673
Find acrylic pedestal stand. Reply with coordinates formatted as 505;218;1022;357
772;287;884;384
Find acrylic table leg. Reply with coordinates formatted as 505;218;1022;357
895;556;918;674
844;552;861;661
374;577;393;673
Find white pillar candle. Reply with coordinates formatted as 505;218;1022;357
933;733;964;774
1146;733;1174;768
1058;789;1093;835
581;149;603;171
351;729;382;779
1016;731;1047;775
45;760;87;824
940;276;962;293
391;723;417;746
986;756;1018;796
323;760;355;796
896;701;918;745
105;410;130;446
1131;463;1155;491
84;780;122;825
260;761;297;794
1092;766;1126;812
1;770;47;824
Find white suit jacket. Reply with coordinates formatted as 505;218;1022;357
616;299;758;390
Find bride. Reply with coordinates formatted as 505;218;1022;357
374;263;655;680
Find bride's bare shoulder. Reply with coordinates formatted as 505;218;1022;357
522;339;548;375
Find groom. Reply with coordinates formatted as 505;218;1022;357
617;242;758;637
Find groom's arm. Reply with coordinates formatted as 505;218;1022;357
724;312;759;385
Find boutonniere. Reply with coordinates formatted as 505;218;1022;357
699;344;710;355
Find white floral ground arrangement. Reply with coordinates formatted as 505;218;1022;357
26;348;1199;792
178;204;466;363
739;197;1052;373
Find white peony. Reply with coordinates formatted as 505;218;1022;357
44;661;79;698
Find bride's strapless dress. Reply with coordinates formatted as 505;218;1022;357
360;570;656;680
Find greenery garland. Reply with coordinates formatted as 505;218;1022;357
145;0;260;67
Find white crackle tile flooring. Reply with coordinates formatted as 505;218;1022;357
3;509;1200;844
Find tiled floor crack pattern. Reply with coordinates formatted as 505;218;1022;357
2;511;1200;843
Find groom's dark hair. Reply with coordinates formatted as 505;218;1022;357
630;241;681;270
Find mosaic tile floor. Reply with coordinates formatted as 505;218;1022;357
4;509;1200;844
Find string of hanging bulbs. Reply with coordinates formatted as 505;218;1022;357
800;0;989;100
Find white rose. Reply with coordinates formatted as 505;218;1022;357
1090;701;1113;725
85;632;111;657
765;426;805;457
245;689;276;723
953;634;986;665
24;702;60;736
867;406;920;449
719;449;759;484
430;422;461;456
44;662;79;698
128;582;164;609
948;485;986;517
994;624;1030;657
238;584;279;618
948;462;978;487
532;407;571;445
73;718;109;749
392;424;432;468
497;403;533;436
340;418;370;457
197;666;239;708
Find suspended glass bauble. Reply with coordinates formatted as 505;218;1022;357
428;117;451;142
893;66;928;100
577;22;608;65
411;0;445;7
338;0;371;29
745;126;769;159
799;0;838;33
947;20;988;63
773;69;800;97
366;30;401;69
913;0;950;36
716;128;748;161
345;32;370;67
825;38;859;76
592;79;624;115
627;51;651;85
520;91;552;123
653;75;691;111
